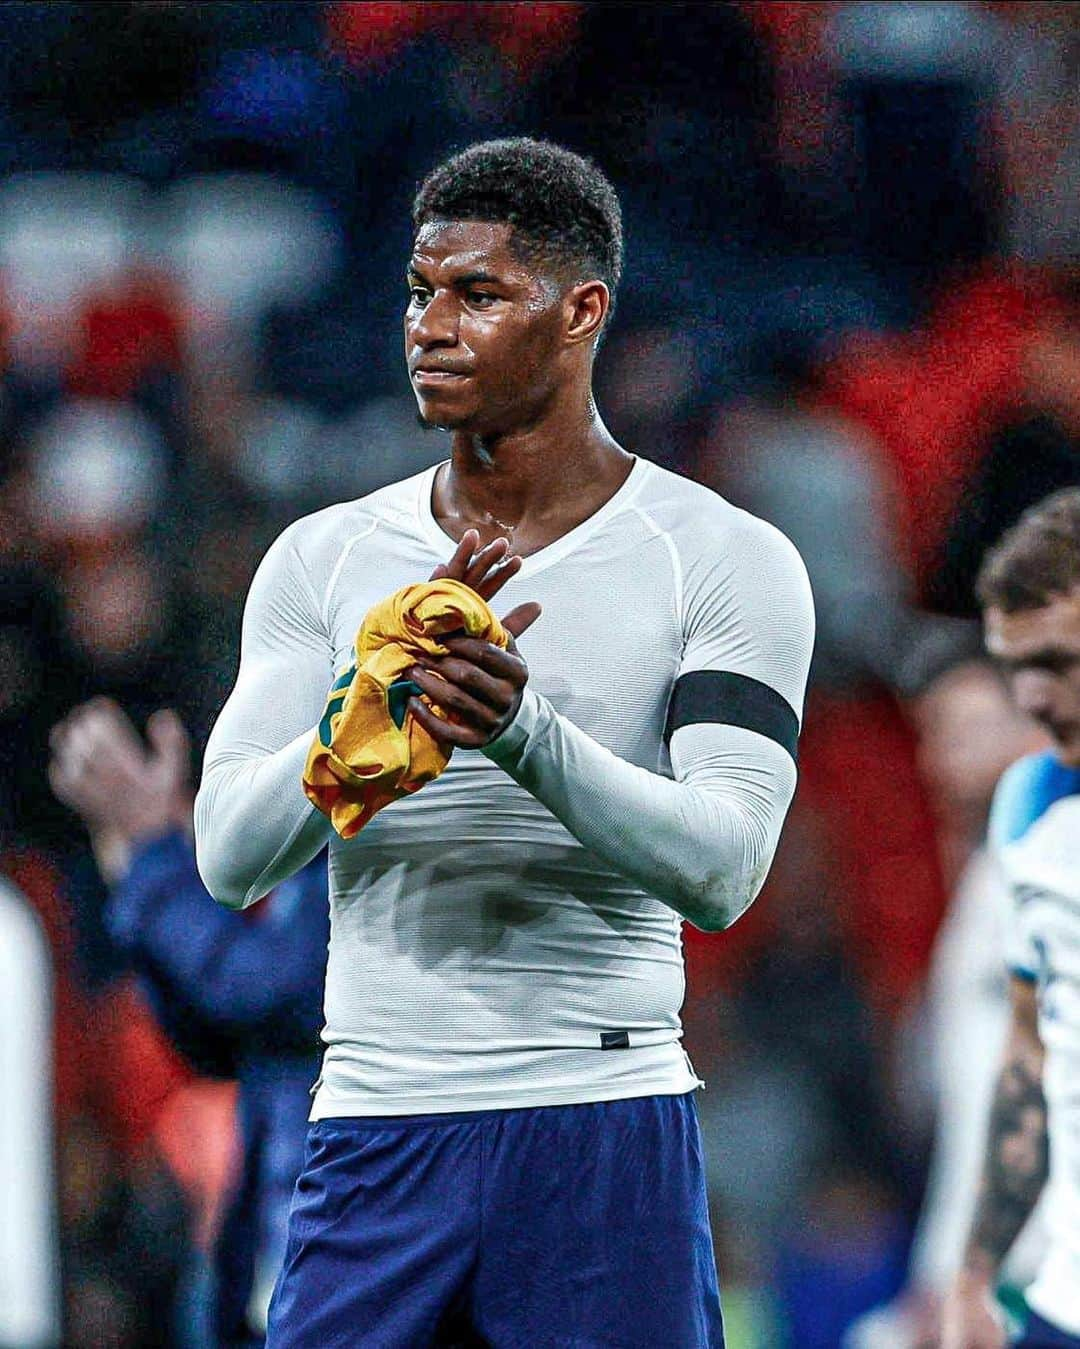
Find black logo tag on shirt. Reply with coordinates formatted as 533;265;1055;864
600;1031;630;1050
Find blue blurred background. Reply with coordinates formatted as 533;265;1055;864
0;3;1077;1346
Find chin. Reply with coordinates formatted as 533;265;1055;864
417;411;458;433
414;398;472;433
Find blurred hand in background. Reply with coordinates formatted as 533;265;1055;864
49;698;192;883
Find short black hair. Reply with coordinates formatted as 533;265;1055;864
977;488;1080;613
412;137;623;308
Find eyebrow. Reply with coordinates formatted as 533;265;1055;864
406;264;504;288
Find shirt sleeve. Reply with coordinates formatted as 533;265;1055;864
194;520;334;909
986;757;1056;983
483;515;814;931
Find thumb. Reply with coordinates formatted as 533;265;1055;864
147;709;190;780
500;602;542;641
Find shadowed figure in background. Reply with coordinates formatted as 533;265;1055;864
49;698;329;1349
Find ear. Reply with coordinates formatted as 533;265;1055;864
565;280;609;347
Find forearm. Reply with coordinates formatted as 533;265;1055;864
961;1032;1048;1282
483;688;796;931
195;729;330;909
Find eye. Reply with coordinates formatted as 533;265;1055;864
408;285;431;307
467;291;497;308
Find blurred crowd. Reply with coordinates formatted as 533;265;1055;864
1;3;1078;1347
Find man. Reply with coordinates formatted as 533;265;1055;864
195;138;814;1347
48;698;329;1348
943;489;1080;1349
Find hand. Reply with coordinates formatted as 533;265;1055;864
429;527;522;602
407;604;542;749
941;1274;1007;1349
49;698;192;881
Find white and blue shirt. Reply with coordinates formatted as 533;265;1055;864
990;752;1080;1335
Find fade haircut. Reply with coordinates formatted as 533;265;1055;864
977;488;1080;613
412;138;623;317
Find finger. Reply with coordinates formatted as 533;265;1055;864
69;712;135;770
471;552;522;602
407;666;504;731
500;601;542;640
79;698;146;759
428;563;449;581
48;758;97;813
48;757;79;804
435;529;481;582
147;709;190;774
47;756;109;815
63;719;102;764
49;718;73;755
441;635;529;682
462;535;510;588
411;657;513;711
407;695;486;750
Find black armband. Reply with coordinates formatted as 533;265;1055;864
663;670;799;764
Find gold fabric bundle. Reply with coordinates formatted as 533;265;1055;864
302;579;508;838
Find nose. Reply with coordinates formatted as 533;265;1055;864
1011;668;1059;724
407;290;458;351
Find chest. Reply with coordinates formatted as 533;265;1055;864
325;529;684;764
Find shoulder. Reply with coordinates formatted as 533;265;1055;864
634;464;814;708
259;469;435;587
989;752;1080;852
990;754;1080;906
632;461;810;591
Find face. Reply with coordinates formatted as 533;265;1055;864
405;220;573;435
985;587;1080;766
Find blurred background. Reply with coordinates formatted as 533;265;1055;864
0;3;1077;1347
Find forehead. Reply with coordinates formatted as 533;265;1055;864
409;219;543;284
985;589;1080;658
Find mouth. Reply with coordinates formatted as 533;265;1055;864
411;369;471;388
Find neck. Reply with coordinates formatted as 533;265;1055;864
442;394;630;533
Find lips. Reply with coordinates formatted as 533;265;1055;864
412;369;469;386
411;358;472;379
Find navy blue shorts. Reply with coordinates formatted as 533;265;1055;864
1016;1311;1080;1348
266;1092;723;1348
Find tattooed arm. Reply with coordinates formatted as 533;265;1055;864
942;975;1047;1349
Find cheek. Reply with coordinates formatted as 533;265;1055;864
474;323;544;387
508;314;564;379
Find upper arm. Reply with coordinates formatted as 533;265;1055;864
661;516;814;921
202;521;335;771
667;514;815;784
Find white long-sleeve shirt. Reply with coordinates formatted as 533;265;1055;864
195;457;814;1115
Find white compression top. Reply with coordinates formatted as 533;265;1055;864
195;457;815;1116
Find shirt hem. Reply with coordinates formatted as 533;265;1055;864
309;1067;703;1120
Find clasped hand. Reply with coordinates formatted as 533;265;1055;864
411;530;541;750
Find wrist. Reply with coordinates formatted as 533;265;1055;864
92;829;133;886
482;686;545;762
